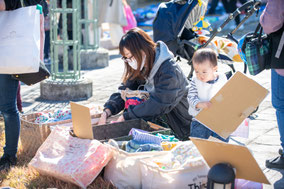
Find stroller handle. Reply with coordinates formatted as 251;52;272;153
201;0;261;49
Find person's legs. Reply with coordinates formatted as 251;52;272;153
16;82;22;113
190;120;211;139
0;74;20;170
266;70;284;169
239;0;247;5
44;30;50;60
221;0;240;26
208;0;219;15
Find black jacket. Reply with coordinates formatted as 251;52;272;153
104;41;192;140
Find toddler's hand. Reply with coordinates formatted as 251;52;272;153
196;102;212;109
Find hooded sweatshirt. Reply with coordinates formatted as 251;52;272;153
104;41;192;140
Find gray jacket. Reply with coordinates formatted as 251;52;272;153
104;41;192;140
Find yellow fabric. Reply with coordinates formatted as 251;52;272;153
161;142;178;151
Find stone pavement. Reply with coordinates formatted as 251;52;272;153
20;48;284;188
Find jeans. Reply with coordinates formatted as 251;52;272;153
44;30;50;59
0;74;20;158
190;120;229;142
221;0;240;25
271;70;284;150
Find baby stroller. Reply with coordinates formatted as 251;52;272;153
153;0;262;79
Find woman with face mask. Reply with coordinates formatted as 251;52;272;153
98;28;192;140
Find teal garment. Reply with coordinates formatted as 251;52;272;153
156;133;179;142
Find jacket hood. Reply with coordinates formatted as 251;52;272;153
148;41;174;81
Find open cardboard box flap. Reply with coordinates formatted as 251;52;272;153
191;137;270;185
195;71;269;139
70;101;94;139
70;102;169;140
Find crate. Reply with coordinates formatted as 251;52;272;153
92;119;171;142
20;111;101;157
19;112;72;157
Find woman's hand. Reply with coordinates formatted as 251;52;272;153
0;0;6;11
117;115;125;122
196;102;212;109
98;111;108;125
98;109;112;125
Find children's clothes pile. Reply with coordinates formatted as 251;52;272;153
34;105;102;124
34;109;72;124
121;88;149;109
125;128;179;153
152;141;201;170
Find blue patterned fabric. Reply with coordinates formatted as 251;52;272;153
129;128;162;144
125;140;163;153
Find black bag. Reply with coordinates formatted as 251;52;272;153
269;24;284;69
12;61;50;85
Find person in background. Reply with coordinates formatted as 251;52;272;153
98;28;192;141
0;0;47;171
260;0;284;169
44;0;51;64
0;0;21;172
187;48;229;142
208;0;247;29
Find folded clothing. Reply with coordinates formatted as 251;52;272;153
125;140;163;153
156;133;179;142
129;128;162;145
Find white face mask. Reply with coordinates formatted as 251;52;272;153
128;55;146;71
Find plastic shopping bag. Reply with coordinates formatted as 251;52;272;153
140;141;209;189
231;118;249;138
122;4;137;33
29;127;113;188
0;6;40;74
104;139;167;189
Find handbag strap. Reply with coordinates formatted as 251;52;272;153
20;0;25;7
254;23;261;35
254;23;263;42
275;30;284;58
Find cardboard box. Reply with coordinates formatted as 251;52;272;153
70;102;171;141
191;137;270;185
195;71;269;139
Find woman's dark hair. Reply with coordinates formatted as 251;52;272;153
192;48;218;67
119;28;156;84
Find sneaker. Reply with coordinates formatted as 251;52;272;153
0;155;17;171
44;58;51;65
266;155;284;169
279;148;283;155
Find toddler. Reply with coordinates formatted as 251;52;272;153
188;48;228;142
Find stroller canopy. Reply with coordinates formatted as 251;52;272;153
153;0;198;44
